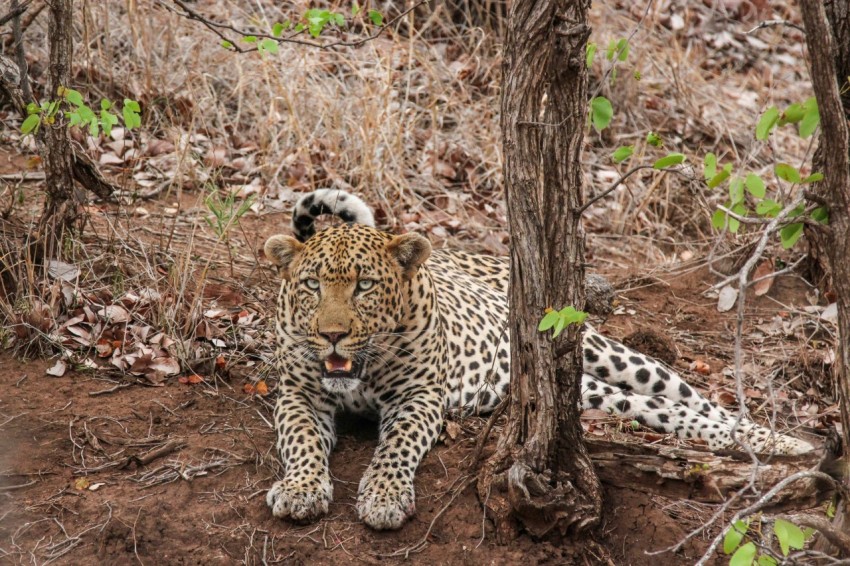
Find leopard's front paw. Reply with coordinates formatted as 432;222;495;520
266;476;332;523
356;474;415;530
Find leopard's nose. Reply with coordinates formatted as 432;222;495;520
320;331;349;345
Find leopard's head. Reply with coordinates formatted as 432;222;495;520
265;224;431;393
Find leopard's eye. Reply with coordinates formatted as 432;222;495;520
304;278;320;290
356;279;375;292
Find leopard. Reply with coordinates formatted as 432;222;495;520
263;188;815;531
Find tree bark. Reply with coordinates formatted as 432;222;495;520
799;0;850;557
477;0;600;540
39;0;77;257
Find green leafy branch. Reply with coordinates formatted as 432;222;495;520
722;516;815;566
167;0;422;54
21;86;141;139
601;95;826;251
538;306;588;338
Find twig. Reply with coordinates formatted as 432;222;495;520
746;19;805;35
88;382;131;396
122;440;185;469
0;0;31;28
0;479;37;491
579;165;693;214
161;0;428;52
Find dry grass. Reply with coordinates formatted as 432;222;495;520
0;0;824;414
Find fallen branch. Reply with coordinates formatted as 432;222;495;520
586;438;833;507
122;440;185;469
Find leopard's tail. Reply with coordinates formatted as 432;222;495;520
291;189;375;242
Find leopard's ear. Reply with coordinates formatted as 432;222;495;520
387;233;431;280
264;235;304;280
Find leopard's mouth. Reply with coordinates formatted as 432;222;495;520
321;353;363;380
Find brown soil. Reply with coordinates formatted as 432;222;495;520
2;261;826;565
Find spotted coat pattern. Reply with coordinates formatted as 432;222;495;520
264;190;815;531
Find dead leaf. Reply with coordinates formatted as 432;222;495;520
95;339;113;358
98;305;131;323
46;360;67;377
717;285;738;312
690;360;711;375
74;477;90;490
752;260;774;296
99;152;124;165
47;260;80;282
444;420;461;440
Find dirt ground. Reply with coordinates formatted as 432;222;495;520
0;256;828;565
0;0;837;563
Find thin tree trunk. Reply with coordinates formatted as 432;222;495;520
799;0;850;557
477;0;601;540
39;0;77;257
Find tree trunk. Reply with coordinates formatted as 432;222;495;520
799;0;850;557
39;0;77;257
477;0;601;540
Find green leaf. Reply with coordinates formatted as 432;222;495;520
63;88;84;107
707;163;733;188
744;173;765;198
122;99;141;130
26;102;39;115
775;163;801;184
368;9;383;25
557;306;588;326
703;152;717;181
272;22;284;37
332;13;345;26
729;203;746;233
67;110;82;128
730;542;757;566
616;38;629;61
612;145;634;163
552;316;567;338
606;39;617;61
802;172;823;184
100;109;119;137
774;518;806;556
729;177;744;205
756;106;780;140
351;2;360;16
221;40;233;49
259;38;279;55
780;222;804;249
242;35;258;43
757;555;778;566
812;206;829;224
294;23;305;32
585;42;597;68
653;152;685;169
756;199;782;217
646;131;663;147
711;209;728;231
88;116;100;137
590;96;614;132
799;97;820;138
100;99;112;111
723;520;749;554
779;102;805;125
538;311;560;332
20;114;40;135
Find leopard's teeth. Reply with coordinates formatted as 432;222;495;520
324;357;353;373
